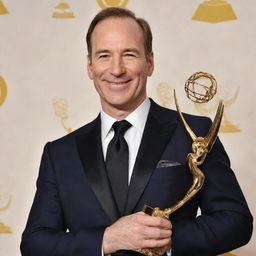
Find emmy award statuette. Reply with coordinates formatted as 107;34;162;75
113;72;224;256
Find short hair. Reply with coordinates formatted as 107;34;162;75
86;7;152;59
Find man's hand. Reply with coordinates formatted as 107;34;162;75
103;212;172;254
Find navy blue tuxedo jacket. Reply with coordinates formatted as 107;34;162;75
21;100;252;256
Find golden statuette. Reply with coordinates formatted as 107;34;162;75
137;73;224;256
114;73;224;256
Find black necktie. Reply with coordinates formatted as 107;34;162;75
106;120;131;215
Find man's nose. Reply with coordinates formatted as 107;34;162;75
110;56;126;76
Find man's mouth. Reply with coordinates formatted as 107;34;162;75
105;79;132;86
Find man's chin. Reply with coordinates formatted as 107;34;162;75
101;95;145;114
102;99;135;114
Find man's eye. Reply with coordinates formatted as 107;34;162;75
124;53;136;57
99;54;109;59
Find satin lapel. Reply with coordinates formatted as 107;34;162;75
76;115;120;223
124;100;178;215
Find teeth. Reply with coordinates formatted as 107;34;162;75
110;81;128;84
104;79;131;85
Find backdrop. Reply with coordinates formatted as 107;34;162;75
0;1;255;255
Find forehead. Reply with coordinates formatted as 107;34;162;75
90;17;144;51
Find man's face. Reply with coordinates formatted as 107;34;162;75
87;17;154;115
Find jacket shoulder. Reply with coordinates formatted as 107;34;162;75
150;99;212;131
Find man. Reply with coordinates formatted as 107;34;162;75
21;7;253;256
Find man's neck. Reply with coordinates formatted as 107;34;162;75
101;97;147;120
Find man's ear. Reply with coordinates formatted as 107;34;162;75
146;52;154;77
87;56;94;80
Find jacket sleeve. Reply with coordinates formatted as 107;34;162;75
20;143;106;256
171;137;253;256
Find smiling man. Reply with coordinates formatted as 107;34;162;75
87;13;154;119
21;7;252;256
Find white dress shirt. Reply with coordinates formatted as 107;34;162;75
101;98;150;182
100;98;171;256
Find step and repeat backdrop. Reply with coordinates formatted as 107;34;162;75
0;1;255;255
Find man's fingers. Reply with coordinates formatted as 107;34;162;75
142;226;172;240
136;212;172;230
152;216;172;230
141;237;171;249
103;212;172;253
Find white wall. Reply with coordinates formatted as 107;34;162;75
0;1;255;255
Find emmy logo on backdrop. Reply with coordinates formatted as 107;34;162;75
191;73;240;133
113;72;224;256
0;0;8;15
52;1;75;19
157;82;173;108
0;193;12;233
52;98;72;133
218;86;240;133
0;76;8;106
192;0;237;23
97;0;129;9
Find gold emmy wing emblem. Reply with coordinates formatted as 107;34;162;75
218;86;240;133
97;0;129;9
0;76;8;106
0;0;8;15
194;79;240;133
157;82;173;108
52;1;75;19
52;98;72;133
0;193;12;233
192;0;237;23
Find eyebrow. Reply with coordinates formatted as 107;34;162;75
95;49;110;56
124;48;141;55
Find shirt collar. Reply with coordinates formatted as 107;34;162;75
101;98;151;140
